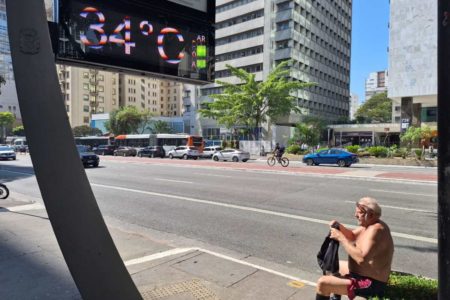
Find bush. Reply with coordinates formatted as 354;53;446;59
415;149;423;160
286;144;301;154
393;148;408;159
370;272;437;300
368;146;388;158
358;151;371;158
345;145;359;153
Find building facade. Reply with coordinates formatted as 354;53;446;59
190;0;352;143
365;70;388;101
388;0;437;129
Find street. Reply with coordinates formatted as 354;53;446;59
0;155;438;283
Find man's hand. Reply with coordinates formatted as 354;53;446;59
329;220;340;229
330;228;345;243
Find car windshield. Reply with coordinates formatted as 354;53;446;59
0;146;13;151
76;145;90;153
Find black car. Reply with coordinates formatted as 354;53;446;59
137;146;165;158
94;145;116;155
77;145;100;167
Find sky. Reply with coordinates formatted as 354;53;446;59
350;0;390;103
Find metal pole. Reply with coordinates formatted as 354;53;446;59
438;1;450;299
5;1;142;299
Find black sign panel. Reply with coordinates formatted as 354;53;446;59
57;0;215;83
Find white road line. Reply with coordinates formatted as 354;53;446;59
124;247;317;287
369;189;435;197
154;178;194;184
92;183;437;244
0;203;45;212
0;170;34;176
193;173;232;178
345;200;434;213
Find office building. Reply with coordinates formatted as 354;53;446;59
191;0;352;143
365;70;388;101
388;0;437;129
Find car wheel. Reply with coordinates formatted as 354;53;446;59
93;162;99;167
169;154;174;159
337;159;346;167
306;158;314;166
242;159;248;162
345;163;352;167
182;154;188;160
213;156;219;161
232;156;239;162
193;156;198;160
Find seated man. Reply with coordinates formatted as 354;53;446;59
315;197;394;300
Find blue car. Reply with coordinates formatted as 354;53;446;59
302;148;359;167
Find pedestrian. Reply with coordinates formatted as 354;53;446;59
315;197;394;300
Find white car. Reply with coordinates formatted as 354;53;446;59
201;146;222;158
0;146;17;161
212;149;250;162
168;146;200;159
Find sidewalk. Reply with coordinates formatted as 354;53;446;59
0;193;319;300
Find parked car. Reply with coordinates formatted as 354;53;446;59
0;146;16;160
302;148;358;167
137;146;165;158
114;146;137;157
201;146;222;158
212;149;250;162
167;146;199;159
77;145;99;167
94;145;116;156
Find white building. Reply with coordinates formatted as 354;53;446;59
365;70;388;101
388;0;437;129
349;93;360;120
188;0;352;143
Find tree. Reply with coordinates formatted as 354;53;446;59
0;112;16;142
400;125;433;148
290;116;326;147
12;125;25;136
199;60;315;140
72;125;103;137
105;106;144;135
355;92;392;123
150;120;172;134
138;110;154;134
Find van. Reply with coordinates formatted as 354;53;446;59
202;146;222;158
13;138;28;152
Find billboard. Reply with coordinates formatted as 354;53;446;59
56;0;215;83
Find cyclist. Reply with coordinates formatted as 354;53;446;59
273;143;285;162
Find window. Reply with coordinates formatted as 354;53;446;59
83;83;89;90
83;105;89;112
83;117;89;124
83;94;89;101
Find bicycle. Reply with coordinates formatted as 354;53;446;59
0;183;9;199
266;154;289;167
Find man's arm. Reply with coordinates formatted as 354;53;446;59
331;225;380;265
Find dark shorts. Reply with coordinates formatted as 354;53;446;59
346;272;387;300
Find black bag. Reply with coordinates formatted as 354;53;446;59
317;225;340;275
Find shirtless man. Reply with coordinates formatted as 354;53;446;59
315;197;394;300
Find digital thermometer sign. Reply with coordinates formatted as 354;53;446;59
56;0;215;83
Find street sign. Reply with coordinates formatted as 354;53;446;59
55;0;215;84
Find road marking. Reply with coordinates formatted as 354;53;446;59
0;203;45;212
92;183;437;244
124;247;317;287
369;189;435;198
193;173;232;178
344;200;434;213
154;178;194;184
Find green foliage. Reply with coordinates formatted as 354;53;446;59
345;145;359;153
0;111;15;142
199;60;315;139
12;125;25;136
292;116;326;147
72;125;102;137
286;144;301;154
367;146;388;157
355;92;392;123
400;125;433;148
150;120;172;134
415;149;423;160
369;272;437;300
105;106;151;135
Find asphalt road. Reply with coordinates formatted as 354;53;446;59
0;155;438;281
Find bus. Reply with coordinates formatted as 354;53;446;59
74;136;113;148
114;134;204;153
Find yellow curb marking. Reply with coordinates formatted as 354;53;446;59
288;280;305;289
